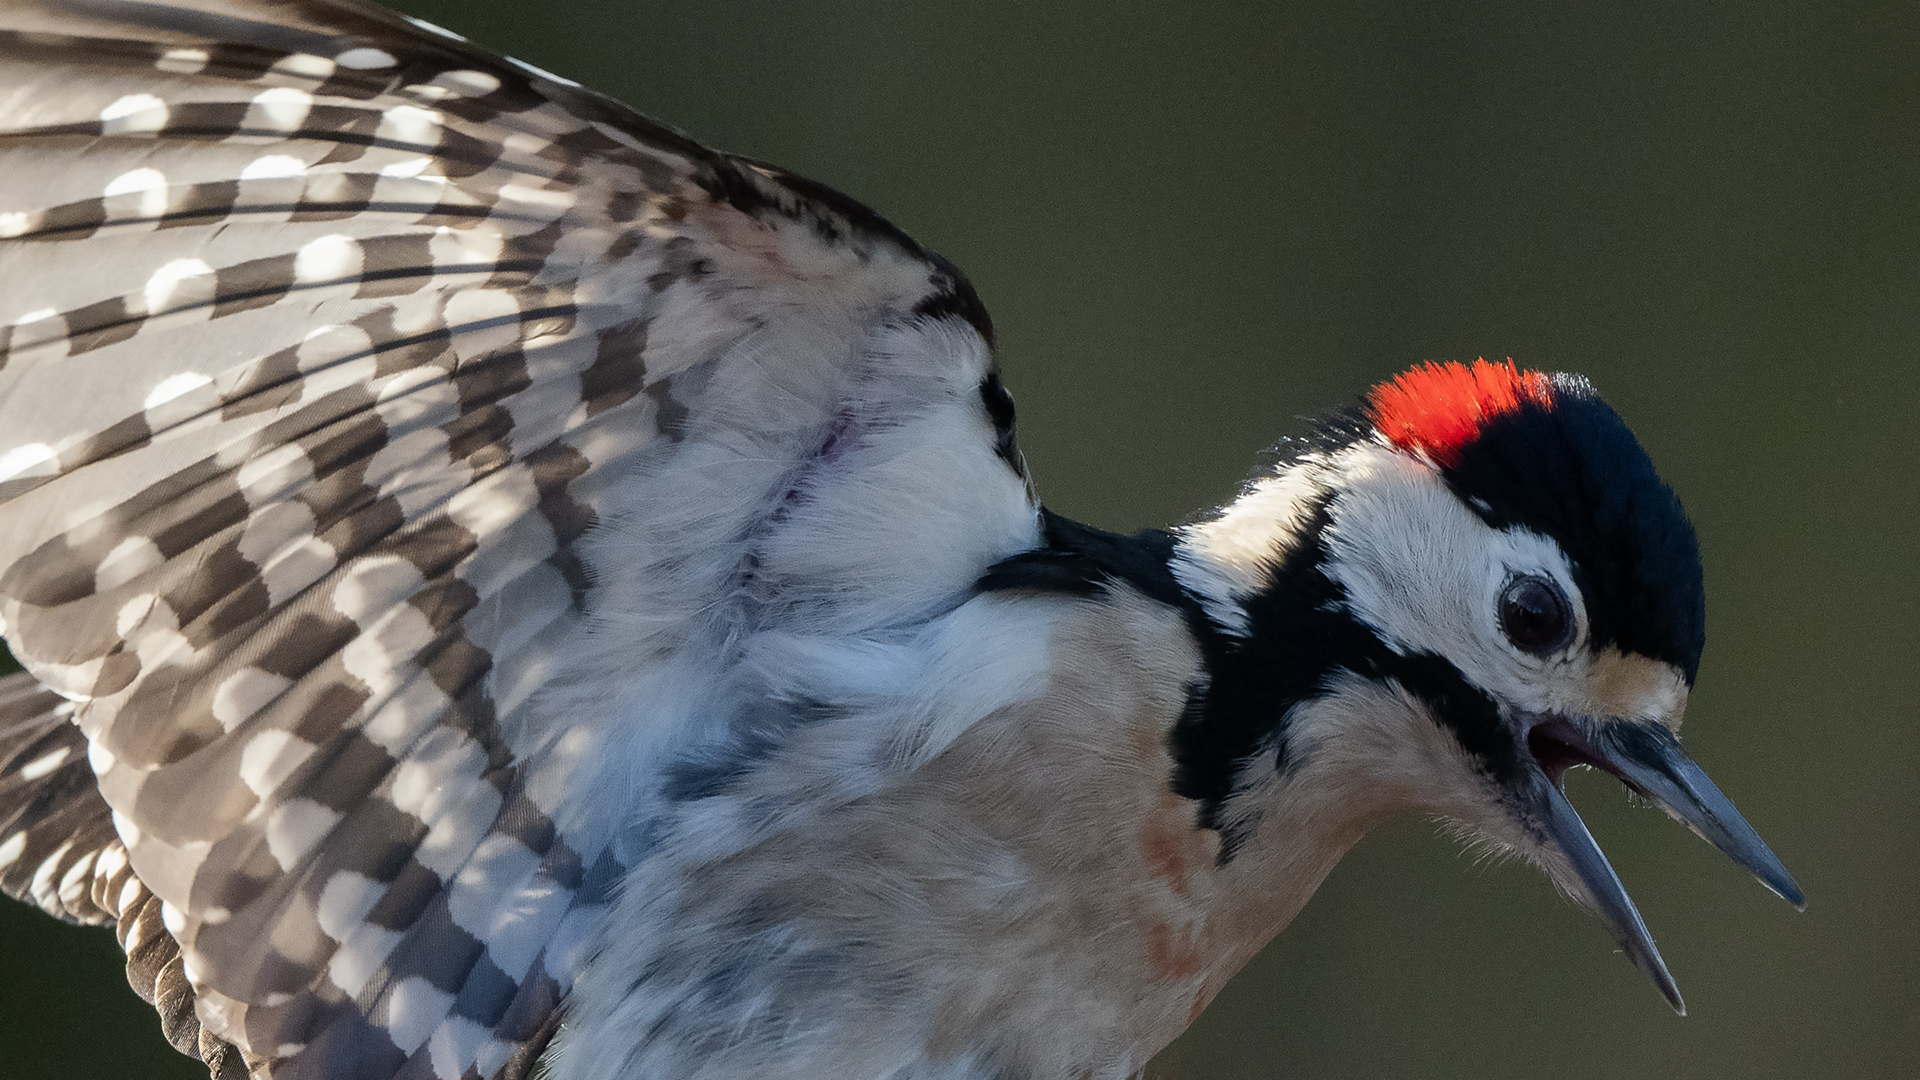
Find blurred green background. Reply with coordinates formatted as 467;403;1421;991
3;0;1915;1076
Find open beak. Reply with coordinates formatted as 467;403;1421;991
1520;712;1804;1014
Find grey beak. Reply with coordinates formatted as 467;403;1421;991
1524;714;1804;1014
1536;779;1686;1011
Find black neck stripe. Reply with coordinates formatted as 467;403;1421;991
979;503;1520;861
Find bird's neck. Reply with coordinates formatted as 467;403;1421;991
957;480;1435;1071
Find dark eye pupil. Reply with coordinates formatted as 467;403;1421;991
1500;576;1571;653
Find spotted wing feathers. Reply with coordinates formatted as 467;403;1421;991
0;670;249;1074
0;672;118;925
0;2;1019;1078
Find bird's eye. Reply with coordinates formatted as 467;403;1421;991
1499;575;1573;654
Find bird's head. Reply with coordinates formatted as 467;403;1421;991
1170;360;1802;1010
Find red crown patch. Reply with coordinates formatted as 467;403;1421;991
1366;359;1554;468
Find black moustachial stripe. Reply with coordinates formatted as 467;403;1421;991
979;503;1521;860
1167;500;1521;857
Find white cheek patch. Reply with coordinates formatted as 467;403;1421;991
1319;443;1590;715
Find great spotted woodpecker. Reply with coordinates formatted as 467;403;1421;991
0;3;1798;1078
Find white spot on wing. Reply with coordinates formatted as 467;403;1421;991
236;443;314;504
57;850;95;908
114;595;157;637
297;323;374;372
335;47;398;70
395;737;499;877
316;870;386;940
155;47;209;75
144;371;213;409
329;923;404;996
6;309;63;356
379;156;436;179
249;520;337;606
144;258;214;314
333;551;427;623
102;167;165;196
378;104;442;146
446;834;548;974
0;833;25;870
122;909;148;951
442;289;522;361
103;167;169;219
212;668;294;731
387;976;455;1052
265;798;342;869
17;746;71;781
432;69;502;97
94;844;127;882
0;440;55;486
429;225;504;270
28;840;73;904
100;93;167;134
26;839;70;898
0;442;55;482
246;87;313;132
238;729;316;798
271;52;336;80
428;1017;491;1080
390;737;486;827
294;234;364;284
0;211;31;237
240;154;308;180
95;536;163;592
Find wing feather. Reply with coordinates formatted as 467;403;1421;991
0;2;1030;1078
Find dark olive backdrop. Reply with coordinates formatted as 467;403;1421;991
2;1;1914;1077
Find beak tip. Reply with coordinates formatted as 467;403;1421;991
1766;873;1806;911
1648;963;1686;1016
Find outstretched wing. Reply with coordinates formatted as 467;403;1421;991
0;2;1034;1077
